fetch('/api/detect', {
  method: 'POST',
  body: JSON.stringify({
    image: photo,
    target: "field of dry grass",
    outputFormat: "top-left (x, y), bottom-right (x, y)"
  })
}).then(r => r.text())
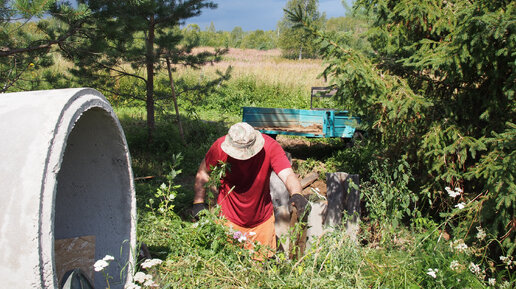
top-left (179, 48), bottom-right (329, 91)
top-left (51, 47), bottom-right (329, 93)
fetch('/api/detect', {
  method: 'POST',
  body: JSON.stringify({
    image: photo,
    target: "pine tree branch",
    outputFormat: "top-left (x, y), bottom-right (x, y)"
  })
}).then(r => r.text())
top-left (1, 66), bottom-right (28, 93)
top-left (0, 18), bottom-right (86, 57)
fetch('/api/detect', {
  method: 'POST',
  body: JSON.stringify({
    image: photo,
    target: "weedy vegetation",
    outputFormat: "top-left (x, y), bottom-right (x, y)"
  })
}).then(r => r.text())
top-left (3, 0), bottom-right (514, 287)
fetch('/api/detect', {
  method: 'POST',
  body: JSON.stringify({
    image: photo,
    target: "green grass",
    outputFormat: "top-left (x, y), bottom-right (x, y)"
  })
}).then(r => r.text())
top-left (134, 206), bottom-right (499, 288)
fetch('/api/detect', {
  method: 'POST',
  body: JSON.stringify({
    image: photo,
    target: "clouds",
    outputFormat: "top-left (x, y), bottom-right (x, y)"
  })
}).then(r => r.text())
top-left (185, 0), bottom-right (350, 31)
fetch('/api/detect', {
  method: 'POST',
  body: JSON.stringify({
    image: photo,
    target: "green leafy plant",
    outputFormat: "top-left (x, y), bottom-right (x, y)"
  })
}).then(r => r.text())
top-left (205, 160), bottom-right (231, 205)
top-left (361, 158), bottom-right (417, 229)
top-left (146, 154), bottom-right (183, 218)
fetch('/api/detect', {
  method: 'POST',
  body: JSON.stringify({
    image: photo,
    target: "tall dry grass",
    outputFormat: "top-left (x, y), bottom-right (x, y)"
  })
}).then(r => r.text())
top-left (49, 47), bottom-right (328, 92)
top-left (177, 48), bottom-right (329, 92)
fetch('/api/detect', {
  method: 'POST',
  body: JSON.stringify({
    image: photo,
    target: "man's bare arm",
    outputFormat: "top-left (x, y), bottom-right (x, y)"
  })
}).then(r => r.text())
top-left (193, 159), bottom-right (210, 204)
top-left (277, 167), bottom-right (303, 196)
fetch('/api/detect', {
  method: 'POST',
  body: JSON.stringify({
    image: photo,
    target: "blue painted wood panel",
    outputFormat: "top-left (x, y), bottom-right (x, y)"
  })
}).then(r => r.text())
top-left (242, 107), bottom-right (360, 138)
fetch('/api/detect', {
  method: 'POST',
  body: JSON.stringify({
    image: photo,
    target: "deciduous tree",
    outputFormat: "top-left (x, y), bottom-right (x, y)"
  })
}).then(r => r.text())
top-left (278, 0), bottom-right (325, 59)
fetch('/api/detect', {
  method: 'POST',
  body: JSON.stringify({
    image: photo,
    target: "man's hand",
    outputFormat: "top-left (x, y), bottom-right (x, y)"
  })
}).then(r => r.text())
top-left (192, 203), bottom-right (208, 219)
top-left (289, 193), bottom-right (308, 215)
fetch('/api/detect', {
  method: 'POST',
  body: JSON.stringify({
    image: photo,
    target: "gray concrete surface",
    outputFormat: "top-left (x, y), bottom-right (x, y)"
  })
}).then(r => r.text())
top-left (270, 171), bottom-right (291, 252)
top-left (306, 201), bottom-right (328, 250)
top-left (325, 172), bottom-right (360, 242)
top-left (0, 88), bottom-right (136, 289)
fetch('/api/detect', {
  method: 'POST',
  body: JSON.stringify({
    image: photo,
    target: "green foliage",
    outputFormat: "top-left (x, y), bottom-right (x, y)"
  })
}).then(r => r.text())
top-left (146, 154), bottom-right (183, 218)
top-left (229, 26), bottom-right (244, 47)
top-left (240, 30), bottom-right (278, 50)
top-left (279, 0), bottom-right (325, 59)
top-left (59, 0), bottom-right (226, 139)
top-left (325, 138), bottom-right (377, 179)
top-left (324, 13), bottom-right (372, 57)
top-left (0, 1), bottom-right (88, 92)
top-left (195, 74), bottom-right (307, 115)
top-left (466, 123), bottom-right (516, 248)
top-left (362, 158), bottom-right (417, 228)
top-left (138, 205), bottom-right (514, 288)
top-left (289, 0), bottom-right (515, 261)
top-left (204, 160), bottom-right (230, 204)
top-left (193, 23), bottom-right (280, 50)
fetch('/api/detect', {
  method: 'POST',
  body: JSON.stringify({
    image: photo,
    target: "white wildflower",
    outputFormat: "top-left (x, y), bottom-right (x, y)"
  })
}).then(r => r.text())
top-left (476, 226), bottom-right (486, 241)
top-left (248, 231), bottom-right (256, 236)
top-left (450, 260), bottom-right (460, 271)
top-left (451, 240), bottom-right (468, 252)
top-left (499, 255), bottom-right (514, 268)
top-left (426, 268), bottom-right (438, 278)
top-left (93, 259), bottom-right (110, 272)
top-left (469, 262), bottom-right (481, 275)
top-left (238, 234), bottom-right (247, 243)
top-left (455, 202), bottom-right (466, 210)
top-left (133, 272), bottom-right (152, 284)
top-left (500, 281), bottom-right (510, 288)
top-left (94, 254), bottom-right (115, 272)
top-left (143, 279), bottom-right (159, 287)
top-left (141, 258), bottom-right (163, 269)
top-left (191, 222), bottom-right (199, 228)
top-left (488, 278), bottom-right (496, 286)
top-left (125, 282), bottom-right (141, 289)
top-left (456, 243), bottom-right (468, 251)
top-left (455, 187), bottom-right (463, 193)
top-left (446, 187), bottom-right (461, 198)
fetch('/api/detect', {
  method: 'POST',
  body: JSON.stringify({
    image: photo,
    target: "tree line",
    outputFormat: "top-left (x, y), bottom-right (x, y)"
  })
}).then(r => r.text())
top-left (193, 0), bottom-right (369, 60)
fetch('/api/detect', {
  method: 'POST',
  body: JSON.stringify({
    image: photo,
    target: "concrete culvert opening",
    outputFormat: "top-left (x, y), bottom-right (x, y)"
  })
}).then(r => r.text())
top-left (0, 88), bottom-right (136, 289)
top-left (55, 107), bottom-right (133, 289)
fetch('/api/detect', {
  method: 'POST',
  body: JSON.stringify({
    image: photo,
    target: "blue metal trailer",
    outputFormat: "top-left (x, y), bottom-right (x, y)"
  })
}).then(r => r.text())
top-left (242, 106), bottom-right (360, 138)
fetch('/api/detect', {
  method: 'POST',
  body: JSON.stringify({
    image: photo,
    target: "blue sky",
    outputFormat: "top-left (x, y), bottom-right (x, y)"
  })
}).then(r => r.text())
top-left (184, 0), bottom-right (353, 31)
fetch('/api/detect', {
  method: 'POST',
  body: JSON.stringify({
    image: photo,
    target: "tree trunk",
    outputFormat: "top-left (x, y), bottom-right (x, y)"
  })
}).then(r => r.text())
top-left (166, 57), bottom-right (186, 145)
top-left (298, 46), bottom-right (303, 60)
top-left (145, 15), bottom-right (156, 142)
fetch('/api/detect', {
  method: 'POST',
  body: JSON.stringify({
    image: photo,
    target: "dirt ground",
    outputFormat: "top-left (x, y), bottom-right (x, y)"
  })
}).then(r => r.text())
top-left (256, 124), bottom-right (323, 134)
top-left (275, 135), bottom-right (332, 196)
top-left (275, 135), bottom-right (313, 147)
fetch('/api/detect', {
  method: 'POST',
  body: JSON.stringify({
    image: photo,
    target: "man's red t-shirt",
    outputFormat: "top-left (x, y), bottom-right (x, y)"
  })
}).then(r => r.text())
top-left (204, 134), bottom-right (291, 227)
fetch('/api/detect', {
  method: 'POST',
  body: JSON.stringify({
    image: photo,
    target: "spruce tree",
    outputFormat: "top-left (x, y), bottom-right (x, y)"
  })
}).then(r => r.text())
top-left (288, 0), bottom-right (515, 255)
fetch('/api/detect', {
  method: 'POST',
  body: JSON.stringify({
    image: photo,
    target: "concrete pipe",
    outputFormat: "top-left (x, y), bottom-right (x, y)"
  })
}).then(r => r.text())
top-left (0, 88), bottom-right (136, 289)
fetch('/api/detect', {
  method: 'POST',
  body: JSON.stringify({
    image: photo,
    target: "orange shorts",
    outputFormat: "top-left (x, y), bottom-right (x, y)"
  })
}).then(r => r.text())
top-left (224, 213), bottom-right (276, 260)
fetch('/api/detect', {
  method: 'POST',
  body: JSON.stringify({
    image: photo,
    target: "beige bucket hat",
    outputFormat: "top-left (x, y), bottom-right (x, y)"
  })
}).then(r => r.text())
top-left (221, 122), bottom-right (265, 160)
